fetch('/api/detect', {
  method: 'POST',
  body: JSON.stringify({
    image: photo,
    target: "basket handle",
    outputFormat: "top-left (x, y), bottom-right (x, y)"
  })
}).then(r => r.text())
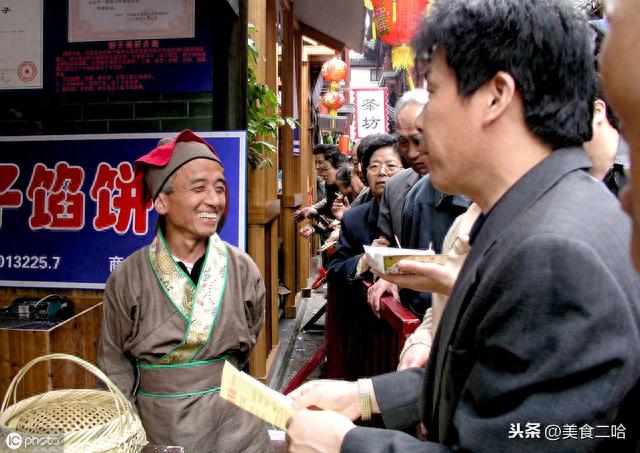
top-left (1, 353), bottom-right (132, 424)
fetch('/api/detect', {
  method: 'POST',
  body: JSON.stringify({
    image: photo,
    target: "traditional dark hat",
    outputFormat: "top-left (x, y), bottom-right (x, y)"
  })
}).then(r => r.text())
top-left (133, 129), bottom-right (228, 231)
top-left (135, 129), bottom-right (223, 201)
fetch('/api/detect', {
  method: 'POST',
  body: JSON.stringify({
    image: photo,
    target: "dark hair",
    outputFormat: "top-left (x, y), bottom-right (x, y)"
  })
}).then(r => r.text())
top-left (313, 143), bottom-right (339, 156)
top-left (336, 163), bottom-right (354, 188)
top-left (324, 148), bottom-right (348, 170)
top-left (359, 134), bottom-right (399, 171)
top-left (413, 0), bottom-right (596, 149)
top-left (594, 73), bottom-right (621, 131)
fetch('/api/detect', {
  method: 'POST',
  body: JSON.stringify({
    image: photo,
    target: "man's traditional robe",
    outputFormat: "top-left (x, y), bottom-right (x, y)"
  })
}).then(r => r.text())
top-left (98, 233), bottom-right (271, 452)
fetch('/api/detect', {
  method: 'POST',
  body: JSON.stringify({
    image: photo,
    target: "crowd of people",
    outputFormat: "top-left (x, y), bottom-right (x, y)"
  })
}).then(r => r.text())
top-left (286, 0), bottom-right (640, 452)
top-left (95, 0), bottom-right (640, 451)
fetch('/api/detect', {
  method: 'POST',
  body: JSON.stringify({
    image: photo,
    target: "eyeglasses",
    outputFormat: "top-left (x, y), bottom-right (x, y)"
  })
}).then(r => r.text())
top-left (397, 133), bottom-right (422, 149)
top-left (367, 162), bottom-right (402, 174)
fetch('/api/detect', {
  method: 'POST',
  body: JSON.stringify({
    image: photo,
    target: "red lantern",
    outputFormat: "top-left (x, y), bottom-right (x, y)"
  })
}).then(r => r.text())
top-left (338, 134), bottom-right (351, 154)
top-left (321, 91), bottom-right (346, 116)
top-left (321, 57), bottom-right (347, 82)
top-left (372, 0), bottom-right (428, 73)
top-left (321, 57), bottom-right (347, 91)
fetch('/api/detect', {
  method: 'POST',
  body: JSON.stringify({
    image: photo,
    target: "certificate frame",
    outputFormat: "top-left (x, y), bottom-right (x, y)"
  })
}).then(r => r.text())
top-left (68, 0), bottom-right (195, 43)
top-left (0, 0), bottom-right (43, 90)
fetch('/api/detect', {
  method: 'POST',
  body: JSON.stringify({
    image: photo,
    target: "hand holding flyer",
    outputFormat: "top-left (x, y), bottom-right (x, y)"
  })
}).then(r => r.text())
top-left (363, 245), bottom-right (446, 275)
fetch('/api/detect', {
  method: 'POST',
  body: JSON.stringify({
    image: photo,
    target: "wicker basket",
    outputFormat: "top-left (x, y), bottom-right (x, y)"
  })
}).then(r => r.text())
top-left (1, 353), bottom-right (147, 452)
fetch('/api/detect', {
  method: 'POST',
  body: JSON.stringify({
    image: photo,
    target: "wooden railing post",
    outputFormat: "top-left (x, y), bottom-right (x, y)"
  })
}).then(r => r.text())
top-left (247, 0), bottom-right (281, 380)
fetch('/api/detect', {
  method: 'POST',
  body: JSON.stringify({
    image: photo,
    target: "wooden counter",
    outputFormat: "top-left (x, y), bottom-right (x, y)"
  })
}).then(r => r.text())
top-left (0, 298), bottom-right (102, 401)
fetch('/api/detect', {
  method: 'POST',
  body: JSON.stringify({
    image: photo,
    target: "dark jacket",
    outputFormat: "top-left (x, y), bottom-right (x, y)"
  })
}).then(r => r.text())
top-left (377, 168), bottom-right (421, 243)
top-left (342, 148), bottom-right (640, 452)
top-left (328, 200), bottom-right (379, 284)
top-left (399, 176), bottom-right (470, 317)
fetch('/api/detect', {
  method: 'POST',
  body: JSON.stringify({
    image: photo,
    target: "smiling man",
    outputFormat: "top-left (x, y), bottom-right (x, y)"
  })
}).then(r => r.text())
top-left (98, 130), bottom-right (270, 452)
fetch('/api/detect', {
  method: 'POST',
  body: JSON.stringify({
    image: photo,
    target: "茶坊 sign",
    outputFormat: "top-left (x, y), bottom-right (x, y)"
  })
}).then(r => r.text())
top-left (353, 87), bottom-right (388, 139)
top-left (0, 131), bottom-right (246, 290)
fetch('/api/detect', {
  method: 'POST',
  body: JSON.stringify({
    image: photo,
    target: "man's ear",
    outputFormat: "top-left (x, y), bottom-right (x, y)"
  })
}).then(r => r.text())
top-left (154, 193), bottom-right (168, 215)
top-left (482, 71), bottom-right (516, 126)
top-left (593, 99), bottom-right (607, 125)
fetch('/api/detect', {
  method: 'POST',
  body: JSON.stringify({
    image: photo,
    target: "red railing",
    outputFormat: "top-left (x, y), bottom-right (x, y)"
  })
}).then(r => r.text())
top-left (325, 279), bottom-right (420, 381)
top-left (281, 278), bottom-right (420, 395)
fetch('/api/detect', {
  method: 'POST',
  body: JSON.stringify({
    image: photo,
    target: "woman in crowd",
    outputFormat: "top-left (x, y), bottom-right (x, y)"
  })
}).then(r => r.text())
top-left (328, 134), bottom-right (401, 282)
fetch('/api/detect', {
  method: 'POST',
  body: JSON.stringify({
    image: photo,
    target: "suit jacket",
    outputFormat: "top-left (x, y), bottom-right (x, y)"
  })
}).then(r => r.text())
top-left (378, 168), bottom-right (421, 243)
top-left (342, 148), bottom-right (640, 452)
top-left (401, 176), bottom-right (470, 250)
top-left (329, 200), bottom-right (379, 283)
top-left (399, 176), bottom-right (471, 317)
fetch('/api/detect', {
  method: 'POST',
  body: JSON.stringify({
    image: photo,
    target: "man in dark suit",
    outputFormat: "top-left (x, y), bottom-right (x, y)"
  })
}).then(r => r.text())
top-left (377, 89), bottom-right (429, 244)
top-left (286, 1), bottom-right (640, 452)
top-left (396, 176), bottom-right (470, 317)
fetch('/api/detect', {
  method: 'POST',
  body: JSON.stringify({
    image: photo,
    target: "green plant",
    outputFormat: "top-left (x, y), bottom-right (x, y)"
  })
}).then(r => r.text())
top-left (247, 24), bottom-right (298, 169)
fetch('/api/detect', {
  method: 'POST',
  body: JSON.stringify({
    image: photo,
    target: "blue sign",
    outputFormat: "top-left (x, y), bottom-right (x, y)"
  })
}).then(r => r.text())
top-left (0, 0), bottom-right (215, 94)
top-left (0, 131), bottom-right (246, 289)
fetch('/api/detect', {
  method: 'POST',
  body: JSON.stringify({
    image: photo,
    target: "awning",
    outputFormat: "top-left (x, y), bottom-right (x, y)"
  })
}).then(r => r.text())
top-left (293, 0), bottom-right (366, 52)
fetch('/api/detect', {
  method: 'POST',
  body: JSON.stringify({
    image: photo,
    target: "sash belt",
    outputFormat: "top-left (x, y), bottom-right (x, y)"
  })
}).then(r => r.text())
top-left (137, 357), bottom-right (237, 397)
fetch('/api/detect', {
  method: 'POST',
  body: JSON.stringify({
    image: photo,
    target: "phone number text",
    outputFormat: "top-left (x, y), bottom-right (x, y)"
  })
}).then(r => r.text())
top-left (0, 255), bottom-right (61, 270)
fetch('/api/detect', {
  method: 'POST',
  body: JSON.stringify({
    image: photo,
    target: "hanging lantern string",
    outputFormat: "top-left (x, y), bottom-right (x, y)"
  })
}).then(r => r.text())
top-left (372, 15), bottom-right (377, 41)
top-left (406, 70), bottom-right (415, 91)
top-left (391, 44), bottom-right (414, 70)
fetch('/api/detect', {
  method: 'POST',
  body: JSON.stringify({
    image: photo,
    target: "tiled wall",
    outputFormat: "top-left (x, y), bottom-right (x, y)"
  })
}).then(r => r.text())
top-left (0, 92), bottom-right (213, 136)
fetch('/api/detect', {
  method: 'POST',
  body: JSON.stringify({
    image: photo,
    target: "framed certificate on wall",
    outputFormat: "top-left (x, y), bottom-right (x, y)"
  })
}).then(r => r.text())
top-left (68, 0), bottom-right (195, 43)
top-left (0, 0), bottom-right (43, 90)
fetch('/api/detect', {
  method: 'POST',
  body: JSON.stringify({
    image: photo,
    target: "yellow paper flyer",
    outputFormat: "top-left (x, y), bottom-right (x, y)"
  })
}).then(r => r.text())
top-left (220, 361), bottom-right (293, 430)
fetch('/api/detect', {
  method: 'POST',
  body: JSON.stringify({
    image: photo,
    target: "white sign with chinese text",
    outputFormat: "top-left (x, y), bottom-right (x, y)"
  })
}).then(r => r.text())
top-left (0, 0), bottom-right (43, 90)
top-left (353, 87), bottom-right (388, 139)
top-left (68, 0), bottom-right (195, 43)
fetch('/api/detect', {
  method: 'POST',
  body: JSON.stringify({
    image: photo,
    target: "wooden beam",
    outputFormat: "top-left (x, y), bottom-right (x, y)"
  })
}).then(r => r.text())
top-left (248, 199), bottom-right (281, 225)
top-left (296, 60), bottom-right (312, 291)
top-left (300, 22), bottom-right (345, 52)
top-left (269, 224), bottom-right (279, 347)
top-left (282, 193), bottom-right (304, 208)
top-left (247, 0), bottom-right (280, 379)
top-left (280, 3), bottom-right (298, 317)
